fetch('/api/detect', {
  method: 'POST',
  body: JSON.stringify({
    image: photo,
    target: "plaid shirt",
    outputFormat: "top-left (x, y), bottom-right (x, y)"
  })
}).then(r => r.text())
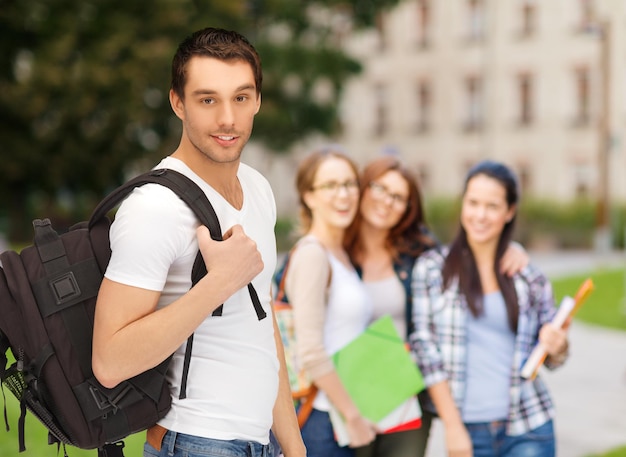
top-left (409, 247), bottom-right (566, 436)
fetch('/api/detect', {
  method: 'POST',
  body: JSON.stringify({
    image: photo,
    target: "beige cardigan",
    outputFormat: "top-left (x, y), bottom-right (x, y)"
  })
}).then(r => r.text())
top-left (284, 238), bottom-right (335, 381)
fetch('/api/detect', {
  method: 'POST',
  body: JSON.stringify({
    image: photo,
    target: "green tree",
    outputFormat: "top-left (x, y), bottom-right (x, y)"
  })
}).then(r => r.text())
top-left (0, 0), bottom-right (399, 242)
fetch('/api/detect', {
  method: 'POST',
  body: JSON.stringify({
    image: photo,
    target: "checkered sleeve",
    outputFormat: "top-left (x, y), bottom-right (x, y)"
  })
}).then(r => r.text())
top-left (410, 249), bottom-right (449, 387)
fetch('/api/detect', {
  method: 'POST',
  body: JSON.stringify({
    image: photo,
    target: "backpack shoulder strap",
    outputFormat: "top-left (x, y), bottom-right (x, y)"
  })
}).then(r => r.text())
top-left (88, 168), bottom-right (267, 400)
top-left (89, 168), bottom-right (265, 316)
top-left (89, 168), bottom-right (221, 239)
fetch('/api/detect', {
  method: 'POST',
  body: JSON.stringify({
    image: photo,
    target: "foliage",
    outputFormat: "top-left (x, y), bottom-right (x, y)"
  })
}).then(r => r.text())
top-left (275, 216), bottom-right (297, 252)
top-left (421, 197), bottom-right (461, 246)
top-left (516, 199), bottom-right (598, 249)
top-left (423, 198), bottom-right (626, 250)
top-left (275, 198), bottom-right (626, 253)
top-left (0, 0), bottom-right (400, 242)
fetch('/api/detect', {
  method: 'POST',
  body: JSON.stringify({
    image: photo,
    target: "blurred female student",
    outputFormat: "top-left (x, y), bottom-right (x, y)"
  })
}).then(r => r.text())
top-left (343, 156), bottom-right (437, 457)
top-left (410, 160), bottom-right (569, 457)
top-left (344, 156), bottom-right (529, 457)
top-left (284, 147), bottom-right (376, 456)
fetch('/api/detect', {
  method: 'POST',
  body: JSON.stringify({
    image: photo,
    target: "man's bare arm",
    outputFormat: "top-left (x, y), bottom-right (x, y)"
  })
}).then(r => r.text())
top-left (92, 224), bottom-right (263, 388)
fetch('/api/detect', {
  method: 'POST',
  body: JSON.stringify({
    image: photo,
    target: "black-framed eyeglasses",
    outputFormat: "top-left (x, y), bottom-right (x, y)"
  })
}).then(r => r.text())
top-left (368, 181), bottom-right (409, 209)
top-left (311, 180), bottom-right (359, 195)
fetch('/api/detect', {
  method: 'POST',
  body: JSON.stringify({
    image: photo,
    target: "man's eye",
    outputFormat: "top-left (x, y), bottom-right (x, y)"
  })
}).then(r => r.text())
top-left (202, 98), bottom-right (215, 104)
top-left (236, 95), bottom-right (248, 102)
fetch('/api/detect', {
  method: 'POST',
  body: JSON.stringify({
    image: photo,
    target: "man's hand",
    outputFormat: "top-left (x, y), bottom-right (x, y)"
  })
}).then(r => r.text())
top-left (197, 224), bottom-right (263, 293)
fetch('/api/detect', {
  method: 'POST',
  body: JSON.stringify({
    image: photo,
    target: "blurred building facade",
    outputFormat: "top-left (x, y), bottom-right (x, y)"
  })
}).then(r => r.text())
top-left (336, 0), bottom-right (626, 205)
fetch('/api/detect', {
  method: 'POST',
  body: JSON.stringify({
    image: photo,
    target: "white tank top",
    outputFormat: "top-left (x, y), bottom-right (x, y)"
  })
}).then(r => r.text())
top-left (365, 275), bottom-right (406, 338)
top-left (314, 253), bottom-right (373, 411)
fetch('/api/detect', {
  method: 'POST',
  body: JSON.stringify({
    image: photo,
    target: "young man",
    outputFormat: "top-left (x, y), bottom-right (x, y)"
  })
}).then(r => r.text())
top-left (92, 28), bottom-right (305, 457)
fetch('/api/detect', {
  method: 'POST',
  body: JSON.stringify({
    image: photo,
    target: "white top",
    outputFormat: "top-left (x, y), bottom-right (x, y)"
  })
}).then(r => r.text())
top-left (364, 275), bottom-right (406, 337)
top-left (313, 251), bottom-right (373, 411)
top-left (105, 157), bottom-right (278, 443)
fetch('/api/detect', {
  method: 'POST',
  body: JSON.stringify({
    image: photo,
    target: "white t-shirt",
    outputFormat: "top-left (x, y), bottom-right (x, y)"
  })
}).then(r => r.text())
top-left (105, 157), bottom-right (278, 443)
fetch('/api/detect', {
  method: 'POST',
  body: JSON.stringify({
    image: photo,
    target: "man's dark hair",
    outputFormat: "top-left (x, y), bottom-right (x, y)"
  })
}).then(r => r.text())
top-left (171, 27), bottom-right (262, 99)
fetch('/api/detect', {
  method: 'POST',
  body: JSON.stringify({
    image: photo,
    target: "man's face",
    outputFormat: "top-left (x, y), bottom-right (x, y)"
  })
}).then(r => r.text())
top-left (172, 56), bottom-right (261, 164)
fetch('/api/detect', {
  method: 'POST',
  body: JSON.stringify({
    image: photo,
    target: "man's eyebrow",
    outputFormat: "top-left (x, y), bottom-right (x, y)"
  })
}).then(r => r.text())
top-left (191, 84), bottom-right (256, 96)
top-left (236, 83), bottom-right (256, 92)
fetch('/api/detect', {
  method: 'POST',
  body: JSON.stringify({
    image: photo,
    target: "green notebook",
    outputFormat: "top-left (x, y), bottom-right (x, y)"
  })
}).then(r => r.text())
top-left (331, 315), bottom-right (425, 422)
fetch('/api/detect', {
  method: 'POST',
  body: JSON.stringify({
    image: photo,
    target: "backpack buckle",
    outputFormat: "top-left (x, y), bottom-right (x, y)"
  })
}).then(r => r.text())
top-left (89, 386), bottom-right (118, 414)
top-left (89, 383), bottom-right (134, 414)
top-left (49, 272), bottom-right (81, 305)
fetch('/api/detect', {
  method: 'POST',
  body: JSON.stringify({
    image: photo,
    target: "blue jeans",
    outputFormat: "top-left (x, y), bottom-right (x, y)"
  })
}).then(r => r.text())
top-left (143, 430), bottom-right (273, 457)
top-left (300, 409), bottom-right (354, 457)
top-left (466, 419), bottom-right (555, 457)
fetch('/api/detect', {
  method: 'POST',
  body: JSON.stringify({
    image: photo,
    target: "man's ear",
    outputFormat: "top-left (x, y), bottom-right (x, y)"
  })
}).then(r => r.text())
top-left (170, 89), bottom-right (185, 120)
top-left (254, 93), bottom-right (261, 115)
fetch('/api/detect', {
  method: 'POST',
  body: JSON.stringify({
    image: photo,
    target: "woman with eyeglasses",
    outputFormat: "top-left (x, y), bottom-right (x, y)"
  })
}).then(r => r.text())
top-left (284, 146), bottom-right (376, 456)
top-left (343, 156), bottom-right (529, 457)
top-left (410, 160), bottom-right (568, 457)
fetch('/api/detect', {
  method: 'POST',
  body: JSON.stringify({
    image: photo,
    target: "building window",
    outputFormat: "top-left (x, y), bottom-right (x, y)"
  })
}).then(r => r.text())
top-left (517, 73), bottom-right (533, 126)
top-left (416, 0), bottom-right (431, 48)
top-left (375, 12), bottom-right (387, 51)
top-left (520, 1), bottom-right (536, 37)
top-left (517, 163), bottom-right (531, 194)
top-left (464, 76), bottom-right (483, 131)
top-left (573, 67), bottom-right (590, 126)
top-left (374, 83), bottom-right (388, 137)
top-left (577, 0), bottom-right (596, 33)
top-left (466, 0), bottom-right (486, 42)
top-left (573, 161), bottom-right (592, 199)
top-left (576, 181), bottom-right (590, 199)
top-left (416, 80), bottom-right (431, 132)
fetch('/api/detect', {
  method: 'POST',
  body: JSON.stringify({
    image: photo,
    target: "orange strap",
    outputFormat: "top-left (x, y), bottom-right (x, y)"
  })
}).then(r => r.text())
top-left (296, 385), bottom-right (318, 428)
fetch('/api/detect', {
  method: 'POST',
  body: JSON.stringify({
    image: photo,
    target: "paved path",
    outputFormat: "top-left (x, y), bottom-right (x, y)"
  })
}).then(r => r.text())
top-left (425, 250), bottom-right (626, 457)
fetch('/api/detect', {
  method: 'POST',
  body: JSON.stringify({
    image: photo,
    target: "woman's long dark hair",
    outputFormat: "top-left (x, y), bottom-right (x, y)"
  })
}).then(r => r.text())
top-left (344, 156), bottom-right (436, 263)
top-left (442, 160), bottom-right (520, 332)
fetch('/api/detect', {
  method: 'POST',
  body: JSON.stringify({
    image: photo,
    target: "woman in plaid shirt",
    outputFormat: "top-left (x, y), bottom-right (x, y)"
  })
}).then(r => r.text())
top-left (410, 161), bottom-right (570, 457)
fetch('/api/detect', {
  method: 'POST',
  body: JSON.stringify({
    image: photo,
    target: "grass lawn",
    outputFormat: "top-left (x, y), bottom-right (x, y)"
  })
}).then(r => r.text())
top-left (0, 409), bottom-right (145, 456)
top-left (585, 446), bottom-right (626, 457)
top-left (551, 268), bottom-right (626, 331)
top-left (0, 268), bottom-right (624, 456)
top-left (544, 268), bottom-right (626, 457)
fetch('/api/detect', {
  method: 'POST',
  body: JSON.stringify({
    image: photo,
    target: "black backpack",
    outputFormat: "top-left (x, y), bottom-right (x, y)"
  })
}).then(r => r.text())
top-left (0, 168), bottom-right (266, 456)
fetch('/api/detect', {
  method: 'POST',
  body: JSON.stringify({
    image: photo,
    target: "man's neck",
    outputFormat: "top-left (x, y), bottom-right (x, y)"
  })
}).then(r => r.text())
top-left (170, 148), bottom-right (243, 209)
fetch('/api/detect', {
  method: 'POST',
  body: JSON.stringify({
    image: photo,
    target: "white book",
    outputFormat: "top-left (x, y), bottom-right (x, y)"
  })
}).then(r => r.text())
top-left (520, 296), bottom-right (575, 379)
top-left (329, 397), bottom-right (422, 447)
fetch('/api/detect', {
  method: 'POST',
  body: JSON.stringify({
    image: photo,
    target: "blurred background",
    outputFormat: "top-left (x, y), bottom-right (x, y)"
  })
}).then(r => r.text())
top-left (1, 2), bottom-right (626, 456)
top-left (1, 0), bottom-right (626, 253)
